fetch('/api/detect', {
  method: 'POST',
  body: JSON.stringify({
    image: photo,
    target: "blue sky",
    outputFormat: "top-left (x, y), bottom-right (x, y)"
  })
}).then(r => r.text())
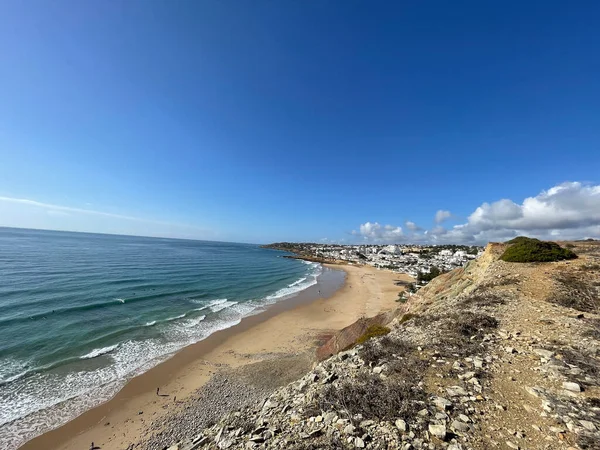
top-left (1, 1), bottom-right (599, 244)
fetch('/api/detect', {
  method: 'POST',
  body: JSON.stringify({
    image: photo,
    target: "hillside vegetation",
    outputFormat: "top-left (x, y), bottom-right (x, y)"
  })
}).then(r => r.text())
top-left (500, 236), bottom-right (578, 262)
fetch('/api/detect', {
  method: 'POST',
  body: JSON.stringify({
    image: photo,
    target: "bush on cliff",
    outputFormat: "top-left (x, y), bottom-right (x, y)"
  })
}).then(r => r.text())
top-left (501, 237), bottom-right (577, 263)
top-left (356, 324), bottom-right (391, 345)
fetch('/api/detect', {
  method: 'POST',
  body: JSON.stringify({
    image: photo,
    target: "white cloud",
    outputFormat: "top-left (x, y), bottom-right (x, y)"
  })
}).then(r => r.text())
top-left (435, 210), bottom-right (452, 223)
top-left (353, 182), bottom-right (600, 244)
top-left (352, 221), bottom-right (403, 243)
top-left (0, 196), bottom-right (213, 240)
top-left (405, 221), bottom-right (421, 231)
top-left (0, 196), bottom-right (150, 222)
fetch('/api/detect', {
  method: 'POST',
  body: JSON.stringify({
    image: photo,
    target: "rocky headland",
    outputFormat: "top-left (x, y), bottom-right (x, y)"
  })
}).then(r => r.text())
top-left (161, 239), bottom-right (600, 450)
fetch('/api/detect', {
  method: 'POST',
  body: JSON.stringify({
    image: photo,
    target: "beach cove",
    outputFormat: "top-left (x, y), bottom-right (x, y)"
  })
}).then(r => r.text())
top-left (20, 263), bottom-right (412, 450)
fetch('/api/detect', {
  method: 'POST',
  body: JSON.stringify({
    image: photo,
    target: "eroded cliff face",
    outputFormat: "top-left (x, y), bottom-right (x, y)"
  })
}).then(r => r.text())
top-left (156, 241), bottom-right (600, 450)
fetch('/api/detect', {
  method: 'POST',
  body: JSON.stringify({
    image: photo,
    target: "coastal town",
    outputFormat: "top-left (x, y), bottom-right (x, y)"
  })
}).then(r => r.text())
top-left (264, 242), bottom-right (483, 279)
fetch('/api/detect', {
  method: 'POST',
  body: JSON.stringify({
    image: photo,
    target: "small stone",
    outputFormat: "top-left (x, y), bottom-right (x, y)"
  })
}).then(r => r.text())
top-left (428, 424), bottom-right (447, 440)
top-left (324, 412), bottom-right (336, 424)
top-left (579, 420), bottom-right (597, 431)
top-left (343, 424), bottom-right (356, 435)
top-left (533, 349), bottom-right (554, 359)
top-left (433, 396), bottom-right (453, 411)
top-left (451, 420), bottom-right (470, 433)
top-left (562, 382), bottom-right (581, 392)
top-left (525, 386), bottom-right (544, 398)
top-left (373, 366), bottom-right (383, 374)
top-left (506, 441), bottom-right (519, 449)
top-left (395, 419), bottom-right (407, 432)
top-left (355, 437), bottom-right (365, 448)
top-left (505, 347), bottom-right (517, 354)
top-left (418, 408), bottom-right (429, 416)
top-left (458, 414), bottom-right (470, 423)
top-left (446, 386), bottom-right (468, 397)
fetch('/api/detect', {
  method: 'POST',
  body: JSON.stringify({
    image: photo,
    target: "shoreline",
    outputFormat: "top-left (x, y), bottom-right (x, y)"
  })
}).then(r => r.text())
top-left (20, 263), bottom-right (412, 450)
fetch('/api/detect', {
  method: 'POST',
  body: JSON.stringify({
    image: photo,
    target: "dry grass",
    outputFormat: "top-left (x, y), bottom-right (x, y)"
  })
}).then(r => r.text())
top-left (582, 318), bottom-right (600, 339)
top-left (460, 290), bottom-right (506, 307)
top-left (412, 311), bottom-right (498, 356)
top-left (547, 274), bottom-right (599, 313)
top-left (479, 276), bottom-right (521, 289)
top-left (287, 437), bottom-right (345, 449)
top-left (359, 335), bottom-right (413, 365)
top-left (559, 347), bottom-right (600, 386)
top-left (578, 434), bottom-right (600, 450)
top-left (317, 370), bottom-right (426, 423)
top-left (450, 311), bottom-right (499, 337)
top-left (316, 333), bottom-right (428, 423)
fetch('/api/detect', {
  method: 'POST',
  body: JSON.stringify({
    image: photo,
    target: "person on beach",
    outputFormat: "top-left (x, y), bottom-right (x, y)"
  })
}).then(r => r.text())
top-left (156, 387), bottom-right (160, 396)
top-left (90, 442), bottom-right (94, 450)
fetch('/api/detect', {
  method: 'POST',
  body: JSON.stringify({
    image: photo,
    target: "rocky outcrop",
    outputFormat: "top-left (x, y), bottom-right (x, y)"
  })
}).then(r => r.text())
top-left (316, 309), bottom-right (400, 361)
top-left (156, 240), bottom-right (600, 450)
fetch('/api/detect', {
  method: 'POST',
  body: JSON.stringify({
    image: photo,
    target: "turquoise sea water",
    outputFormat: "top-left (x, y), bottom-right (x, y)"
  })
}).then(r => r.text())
top-left (0, 228), bottom-right (326, 448)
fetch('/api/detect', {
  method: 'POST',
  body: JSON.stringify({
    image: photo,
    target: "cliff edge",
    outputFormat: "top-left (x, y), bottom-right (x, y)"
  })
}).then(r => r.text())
top-left (168, 240), bottom-right (600, 450)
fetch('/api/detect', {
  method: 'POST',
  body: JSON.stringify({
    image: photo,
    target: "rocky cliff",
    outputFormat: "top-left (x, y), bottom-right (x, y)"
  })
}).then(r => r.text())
top-left (166, 240), bottom-right (600, 450)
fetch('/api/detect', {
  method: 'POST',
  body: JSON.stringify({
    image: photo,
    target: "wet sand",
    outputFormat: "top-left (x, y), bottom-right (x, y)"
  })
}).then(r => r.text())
top-left (20, 263), bottom-right (412, 450)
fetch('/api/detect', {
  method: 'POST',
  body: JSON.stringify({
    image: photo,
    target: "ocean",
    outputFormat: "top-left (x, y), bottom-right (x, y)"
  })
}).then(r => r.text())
top-left (0, 228), bottom-right (333, 449)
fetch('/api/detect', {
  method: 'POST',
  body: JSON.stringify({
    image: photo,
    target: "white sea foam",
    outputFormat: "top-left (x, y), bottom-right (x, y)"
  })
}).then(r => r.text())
top-left (190, 298), bottom-right (228, 308)
top-left (180, 314), bottom-right (207, 328)
top-left (115, 298), bottom-right (125, 303)
top-left (264, 264), bottom-right (322, 303)
top-left (288, 277), bottom-right (307, 287)
top-left (0, 358), bottom-right (31, 385)
top-left (0, 265), bottom-right (327, 450)
top-left (209, 300), bottom-right (238, 313)
top-left (144, 321), bottom-right (157, 327)
top-left (166, 313), bottom-right (186, 321)
top-left (79, 344), bottom-right (119, 360)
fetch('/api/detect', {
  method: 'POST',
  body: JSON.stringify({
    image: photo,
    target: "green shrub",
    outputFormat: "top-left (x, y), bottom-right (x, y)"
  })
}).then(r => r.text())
top-left (506, 236), bottom-right (536, 245)
top-left (500, 237), bottom-right (577, 263)
top-left (356, 324), bottom-right (391, 345)
top-left (417, 266), bottom-right (443, 283)
top-left (398, 313), bottom-right (417, 325)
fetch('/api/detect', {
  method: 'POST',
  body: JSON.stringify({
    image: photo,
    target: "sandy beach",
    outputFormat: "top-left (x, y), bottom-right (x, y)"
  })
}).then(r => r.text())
top-left (20, 263), bottom-right (412, 450)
